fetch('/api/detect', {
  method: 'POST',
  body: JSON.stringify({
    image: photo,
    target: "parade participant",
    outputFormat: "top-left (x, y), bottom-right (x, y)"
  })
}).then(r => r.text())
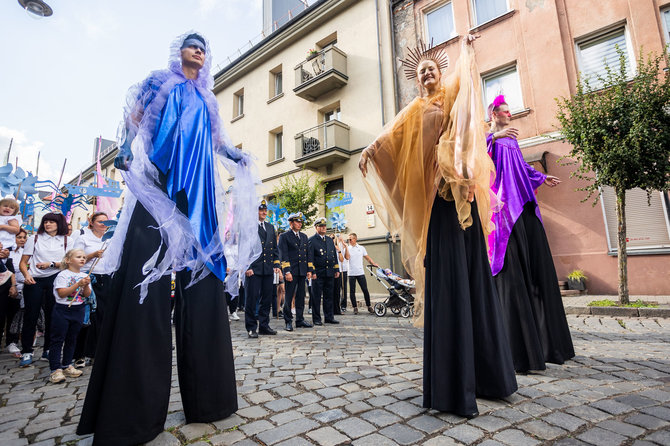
top-left (244, 200), bottom-right (280, 338)
top-left (19, 213), bottom-right (69, 367)
top-left (359, 37), bottom-right (517, 418)
top-left (308, 218), bottom-right (340, 325)
top-left (346, 233), bottom-right (378, 314)
top-left (72, 212), bottom-right (111, 367)
top-left (278, 212), bottom-right (313, 331)
top-left (335, 234), bottom-right (349, 313)
top-left (47, 249), bottom-right (90, 384)
top-left (6, 229), bottom-right (27, 357)
top-left (77, 32), bottom-right (260, 445)
top-left (487, 95), bottom-right (574, 372)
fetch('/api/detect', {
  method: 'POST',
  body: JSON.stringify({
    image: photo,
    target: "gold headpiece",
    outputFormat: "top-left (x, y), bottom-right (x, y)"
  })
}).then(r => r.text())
top-left (402, 40), bottom-right (449, 80)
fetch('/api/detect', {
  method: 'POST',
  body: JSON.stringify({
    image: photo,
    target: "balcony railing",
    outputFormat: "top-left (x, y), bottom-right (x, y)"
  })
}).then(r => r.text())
top-left (294, 120), bottom-right (350, 168)
top-left (293, 46), bottom-right (348, 101)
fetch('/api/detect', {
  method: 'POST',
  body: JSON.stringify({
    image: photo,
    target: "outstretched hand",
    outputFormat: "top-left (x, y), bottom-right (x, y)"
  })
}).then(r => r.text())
top-left (494, 127), bottom-right (519, 140)
top-left (359, 151), bottom-right (369, 177)
top-left (114, 149), bottom-right (133, 171)
top-left (544, 175), bottom-right (561, 187)
top-left (463, 34), bottom-right (480, 46)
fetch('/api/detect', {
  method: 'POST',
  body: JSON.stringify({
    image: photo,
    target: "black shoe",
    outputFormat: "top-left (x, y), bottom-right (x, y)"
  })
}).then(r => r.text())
top-left (278, 310), bottom-right (283, 318)
top-left (325, 319), bottom-right (340, 324)
top-left (259, 327), bottom-right (277, 335)
top-left (463, 411), bottom-right (479, 419)
top-left (341, 307), bottom-right (347, 312)
top-left (248, 330), bottom-right (258, 339)
top-left (313, 321), bottom-right (323, 326)
top-left (296, 321), bottom-right (313, 328)
top-left (285, 322), bottom-right (294, 332)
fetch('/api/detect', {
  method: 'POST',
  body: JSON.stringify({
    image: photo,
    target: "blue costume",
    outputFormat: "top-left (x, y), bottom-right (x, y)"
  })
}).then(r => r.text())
top-left (78, 32), bottom-right (259, 446)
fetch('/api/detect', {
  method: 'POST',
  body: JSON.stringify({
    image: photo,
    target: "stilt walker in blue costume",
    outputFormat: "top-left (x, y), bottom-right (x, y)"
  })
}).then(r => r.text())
top-left (77, 32), bottom-right (261, 446)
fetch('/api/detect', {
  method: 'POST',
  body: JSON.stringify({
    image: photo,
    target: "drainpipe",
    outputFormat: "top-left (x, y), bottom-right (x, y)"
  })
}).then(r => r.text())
top-left (374, 0), bottom-right (386, 126)
top-left (388, 0), bottom-right (400, 113)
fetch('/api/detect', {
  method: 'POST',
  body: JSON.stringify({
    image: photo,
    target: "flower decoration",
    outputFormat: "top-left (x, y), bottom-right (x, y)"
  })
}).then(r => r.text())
top-left (328, 212), bottom-right (347, 231)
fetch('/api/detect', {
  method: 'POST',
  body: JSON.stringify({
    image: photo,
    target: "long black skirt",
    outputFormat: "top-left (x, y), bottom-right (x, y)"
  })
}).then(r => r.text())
top-left (77, 202), bottom-right (237, 446)
top-left (423, 196), bottom-right (517, 417)
top-left (494, 202), bottom-right (575, 372)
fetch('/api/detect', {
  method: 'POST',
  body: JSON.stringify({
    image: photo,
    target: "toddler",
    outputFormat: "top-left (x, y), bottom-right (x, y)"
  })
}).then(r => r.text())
top-left (49, 249), bottom-right (91, 383)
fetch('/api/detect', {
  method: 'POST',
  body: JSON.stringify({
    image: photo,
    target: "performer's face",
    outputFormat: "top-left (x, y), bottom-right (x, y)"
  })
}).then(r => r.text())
top-left (492, 104), bottom-right (512, 127)
top-left (258, 209), bottom-right (268, 221)
top-left (417, 60), bottom-right (441, 92)
top-left (91, 215), bottom-right (109, 233)
top-left (15, 232), bottom-right (27, 248)
top-left (181, 45), bottom-right (205, 70)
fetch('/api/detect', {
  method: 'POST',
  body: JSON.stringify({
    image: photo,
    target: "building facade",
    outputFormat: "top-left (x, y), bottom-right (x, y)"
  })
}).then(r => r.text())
top-left (392, 0), bottom-right (670, 294)
top-left (214, 0), bottom-right (400, 293)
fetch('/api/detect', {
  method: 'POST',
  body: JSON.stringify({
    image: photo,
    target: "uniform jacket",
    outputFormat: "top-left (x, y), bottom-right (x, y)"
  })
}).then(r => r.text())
top-left (308, 234), bottom-right (340, 278)
top-left (278, 230), bottom-right (313, 276)
top-left (249, 221), bottom-right (280, 275)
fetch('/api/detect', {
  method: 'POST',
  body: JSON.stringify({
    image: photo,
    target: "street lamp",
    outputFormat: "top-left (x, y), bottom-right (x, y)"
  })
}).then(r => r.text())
top-left (17, 0), bottom-right (53, 18)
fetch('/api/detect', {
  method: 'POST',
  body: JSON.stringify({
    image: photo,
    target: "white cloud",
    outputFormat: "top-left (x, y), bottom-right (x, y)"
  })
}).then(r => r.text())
top-left (196, 0), bottom-right (261, 18)
top-left (0, 127), bottom-right (76, 186)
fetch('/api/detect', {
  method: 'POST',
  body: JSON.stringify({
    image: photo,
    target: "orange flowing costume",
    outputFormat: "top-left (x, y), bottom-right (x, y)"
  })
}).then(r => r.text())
top-left (362, 44), bottom-right (496, 325)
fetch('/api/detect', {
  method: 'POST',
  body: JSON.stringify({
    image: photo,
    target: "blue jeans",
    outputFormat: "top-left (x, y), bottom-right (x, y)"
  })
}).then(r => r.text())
top-left (49, 303), bottom-right (85, 371)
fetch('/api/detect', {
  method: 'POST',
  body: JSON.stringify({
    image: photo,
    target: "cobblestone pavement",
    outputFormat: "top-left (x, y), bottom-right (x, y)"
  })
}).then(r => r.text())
top-left (1, 313), bottom-right (670, 445)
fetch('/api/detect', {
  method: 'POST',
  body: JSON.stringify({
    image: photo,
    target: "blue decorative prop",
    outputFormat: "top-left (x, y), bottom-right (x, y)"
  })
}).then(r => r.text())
top-left (328, 212), bottom-right (347, 231)
top-left (64, 177), bottom-right (123, 197)
top-left (326, 191), bottom-right (353, 208)
top-left (20, 196), bottom-right (35, 218)
top-left (266, 200), bottom-right (289, 231)
top-left (51, 193), bottom-right (89, 216)
top-left (101, 220), bottom-right (118, 242)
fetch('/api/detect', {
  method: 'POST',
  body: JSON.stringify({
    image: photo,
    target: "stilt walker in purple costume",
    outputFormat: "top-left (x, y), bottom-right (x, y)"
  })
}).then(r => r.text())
top-left (487, 95), bottom-right (574, 373)
top-left (77, 32), bottom-right (260, 445)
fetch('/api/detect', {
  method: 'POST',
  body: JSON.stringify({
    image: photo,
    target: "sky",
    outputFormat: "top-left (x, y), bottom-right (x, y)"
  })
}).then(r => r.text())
top-left (0, 0), bottom-right (263, 184)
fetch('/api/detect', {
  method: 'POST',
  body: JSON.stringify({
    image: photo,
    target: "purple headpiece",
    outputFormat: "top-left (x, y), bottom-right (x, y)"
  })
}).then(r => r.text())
top-left (488, 95), bottom-right (507, 119)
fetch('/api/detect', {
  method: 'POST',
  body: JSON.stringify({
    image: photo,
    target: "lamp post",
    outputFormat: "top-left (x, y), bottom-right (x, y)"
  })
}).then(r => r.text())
top-left (17, 0), bottom-right (53, 18)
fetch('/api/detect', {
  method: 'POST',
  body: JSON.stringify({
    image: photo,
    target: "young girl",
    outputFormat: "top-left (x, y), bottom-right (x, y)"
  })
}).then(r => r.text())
top-left (48, 249), bottom-right (91, 384)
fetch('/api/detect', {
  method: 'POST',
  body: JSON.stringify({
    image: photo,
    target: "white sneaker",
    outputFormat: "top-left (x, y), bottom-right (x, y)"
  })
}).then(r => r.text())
top-left (229, 311), bottom-right (240, 321)
top-left (7, 343), bottom-right (20, 356)
top-left (291, 308), bottom-right (296, 315)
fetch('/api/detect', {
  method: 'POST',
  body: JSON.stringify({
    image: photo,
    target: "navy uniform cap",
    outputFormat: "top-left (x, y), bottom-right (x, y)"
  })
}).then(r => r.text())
top-left (314, 217), bottom-right (327, 227)
top-left (259, 199), bottom-right (267, 210)
top-left (288, 212), bottom-right (304, 222)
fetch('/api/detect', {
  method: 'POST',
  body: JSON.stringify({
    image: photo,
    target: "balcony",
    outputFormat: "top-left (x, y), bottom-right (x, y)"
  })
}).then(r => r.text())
top-left (293, 46), bottom-right (348, 101)
top-left (294, 120), bottom-right (350, 169)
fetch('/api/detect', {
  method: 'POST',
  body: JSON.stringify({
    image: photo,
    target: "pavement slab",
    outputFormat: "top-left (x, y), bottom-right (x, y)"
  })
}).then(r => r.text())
top-left (1, 314), bottom-right (670, 445)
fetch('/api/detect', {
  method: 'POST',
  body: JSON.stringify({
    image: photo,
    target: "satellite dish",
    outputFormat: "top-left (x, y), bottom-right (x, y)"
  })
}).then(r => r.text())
top-left (18, 0), bottom-right (53, 18)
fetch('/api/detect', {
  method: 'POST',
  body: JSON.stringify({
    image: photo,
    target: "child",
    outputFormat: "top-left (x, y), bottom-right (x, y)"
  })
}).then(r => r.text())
top-left (48, 249), bottom-right (91, 384)
top-left (0, 198), bottom-right (21, 256)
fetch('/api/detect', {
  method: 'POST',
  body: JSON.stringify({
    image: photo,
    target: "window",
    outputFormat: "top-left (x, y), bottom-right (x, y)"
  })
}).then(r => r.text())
top-left (270, 65), bottom-right (283, 99)
top-left (482, 65), bottom-right (524, 113)
top-left (662, 8), bottom-right (670, 44)
top-left (324, 107), bottom-right (341, 122)
top-left (325, 178), bottom-right (345, 231)
top-left (233, 88), bottom-right (244, 118)
top-left (269, 127), bottom-right (283, 162)
top-left (473, 0), bottom-right (508, 26)
top-left (274, 132), bottom-right (283, 160)
top-left (576, 27), bottom-right (634, 89)
top-left (600, 187), bottom-right (670, 254)
top-left (425, 2), bottom-right (455, 44)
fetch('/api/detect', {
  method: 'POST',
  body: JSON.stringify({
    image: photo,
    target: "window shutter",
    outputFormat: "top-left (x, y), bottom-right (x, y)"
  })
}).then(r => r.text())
top-left (578, 29), bottom-right (632, 88)
top-left (601, 187), bottom-right (670, 252)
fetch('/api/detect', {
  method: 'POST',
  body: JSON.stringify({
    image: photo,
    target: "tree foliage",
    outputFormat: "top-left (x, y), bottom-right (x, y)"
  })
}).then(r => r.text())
top-left (555, 46), bottom-right (670, 304)
top-left (556, 46), bottom-right (670, 199)
top-left (272, 169), bottom-right (324, 227)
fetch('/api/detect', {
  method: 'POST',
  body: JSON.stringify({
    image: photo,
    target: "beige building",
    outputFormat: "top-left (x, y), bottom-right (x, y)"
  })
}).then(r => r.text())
top-left (66, 139), bottom-right (124, 231)
top-left (214, 0), bottom-right (402, 291)
top-left (391, 0), bottom-right (670, 294)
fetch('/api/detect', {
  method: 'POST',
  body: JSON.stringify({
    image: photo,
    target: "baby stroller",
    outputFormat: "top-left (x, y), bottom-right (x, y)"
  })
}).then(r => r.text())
top-left (365, 265), bottom-right (415, 318)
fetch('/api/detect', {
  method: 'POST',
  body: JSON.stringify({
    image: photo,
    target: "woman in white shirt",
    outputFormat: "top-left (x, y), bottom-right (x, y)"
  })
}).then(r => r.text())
top-left (72, 212), bottom-right (110, 367)
top-left (19, 213), bottom-right (70, 367)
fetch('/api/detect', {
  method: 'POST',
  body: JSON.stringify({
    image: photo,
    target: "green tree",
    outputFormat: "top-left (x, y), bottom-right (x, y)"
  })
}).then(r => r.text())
top-left (272, 169), bottom-right (324, 227)
top-left (555, 47), bottom-right (670, 304)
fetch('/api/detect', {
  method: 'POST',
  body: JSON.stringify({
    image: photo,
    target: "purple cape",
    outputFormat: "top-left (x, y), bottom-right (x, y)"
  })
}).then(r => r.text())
top-left (487, 133), bottom-right (546, 276)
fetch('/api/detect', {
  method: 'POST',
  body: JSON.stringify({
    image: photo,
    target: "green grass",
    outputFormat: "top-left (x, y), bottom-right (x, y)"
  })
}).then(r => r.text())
top-left (587, 299), bottom-right (658, 308)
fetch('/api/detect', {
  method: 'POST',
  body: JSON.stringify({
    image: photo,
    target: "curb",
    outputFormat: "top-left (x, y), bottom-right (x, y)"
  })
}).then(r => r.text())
top-left (565, 306), bottom-right (670, 318)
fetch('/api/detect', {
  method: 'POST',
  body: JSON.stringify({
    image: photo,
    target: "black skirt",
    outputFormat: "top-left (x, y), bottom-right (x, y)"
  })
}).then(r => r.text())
top-left (423, 195), bottom-right (518, 417)
top-left (77, 202), bottom-right (237, 446)
top-left (494, 202), bottom-right (575, 372)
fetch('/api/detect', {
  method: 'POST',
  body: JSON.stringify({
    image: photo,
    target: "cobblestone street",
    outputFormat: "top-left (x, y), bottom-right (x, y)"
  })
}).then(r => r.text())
top-left (1, 312), bottom-right (670, 446)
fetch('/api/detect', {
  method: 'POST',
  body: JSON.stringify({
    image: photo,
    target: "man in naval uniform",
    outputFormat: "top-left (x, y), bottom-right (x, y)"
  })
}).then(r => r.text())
top-left (308, 218), bottom-right (341, 325)
top-left (244, 200), bottom-right (280, 338)
top-left (278, 212), bottom-right (313, 331)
